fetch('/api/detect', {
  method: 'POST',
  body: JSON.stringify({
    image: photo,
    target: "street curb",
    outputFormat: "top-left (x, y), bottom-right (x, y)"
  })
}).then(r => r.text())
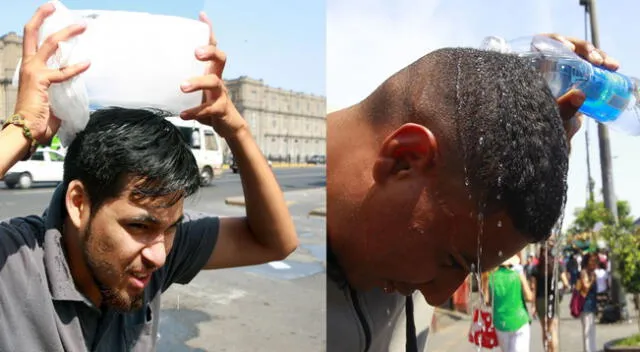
top-left (222, 164), bottom-right (324, 170)
top-left (224, 197), bottom-right (295, 207)
top-left (225, 197), bottom-right (246, 207)
top-left (308, 207), bottom-right (326, 217)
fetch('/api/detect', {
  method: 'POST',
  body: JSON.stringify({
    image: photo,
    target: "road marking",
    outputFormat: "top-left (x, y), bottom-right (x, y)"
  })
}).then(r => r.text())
top-left (268, 261), bottom-right (291, 270)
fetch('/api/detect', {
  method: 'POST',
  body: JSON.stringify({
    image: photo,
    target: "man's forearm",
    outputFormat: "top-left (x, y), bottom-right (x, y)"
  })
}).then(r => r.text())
top-left (225, 115), bottom-right (298, 256)
top-left (0, 124), bottom-right (32, 177)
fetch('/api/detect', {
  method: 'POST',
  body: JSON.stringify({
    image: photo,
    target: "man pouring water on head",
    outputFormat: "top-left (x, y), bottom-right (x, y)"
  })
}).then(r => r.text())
top-left (0, 3), bottom-right (298, 351)
top-left (326, 34), bottom-right (621, 351)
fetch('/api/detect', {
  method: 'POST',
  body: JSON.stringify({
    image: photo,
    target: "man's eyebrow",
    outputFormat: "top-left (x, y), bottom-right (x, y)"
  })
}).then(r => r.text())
top-left (129, 214), bottom-right (160, 224)
top-left (128, 214), bottom-right (184, 227)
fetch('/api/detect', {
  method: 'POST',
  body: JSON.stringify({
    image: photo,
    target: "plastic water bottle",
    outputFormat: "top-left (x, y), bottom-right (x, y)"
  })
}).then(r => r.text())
top-left (481, 35), bottom-right (640, 136)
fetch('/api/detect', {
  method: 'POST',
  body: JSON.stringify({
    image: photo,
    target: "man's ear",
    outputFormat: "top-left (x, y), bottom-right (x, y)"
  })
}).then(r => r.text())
top-left (65, 180), bottom-right (91, 230)
top-left (372, 123), bottom-right (438, 184)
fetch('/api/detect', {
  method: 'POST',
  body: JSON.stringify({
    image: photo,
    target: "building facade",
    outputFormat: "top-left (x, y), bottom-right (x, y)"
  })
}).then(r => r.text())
top-left (0, 32), bottom-right (22, 124)
top-left (226, 76), bottom-right (326, 163)
top-left (0, 33), bottom-right (326, 162)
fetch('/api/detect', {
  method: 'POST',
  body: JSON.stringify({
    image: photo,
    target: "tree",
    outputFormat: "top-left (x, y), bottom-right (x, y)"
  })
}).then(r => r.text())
top-left (601, 225), bottom-right (640, 332)
top-left (567, 198), bottom-right (636, 324)
top-left (567, 199), bottom-right (635, 236)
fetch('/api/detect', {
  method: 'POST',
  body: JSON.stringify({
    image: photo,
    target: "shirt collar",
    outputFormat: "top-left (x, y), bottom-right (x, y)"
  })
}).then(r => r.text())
top-left (42, 184), bottom-right (94, 306)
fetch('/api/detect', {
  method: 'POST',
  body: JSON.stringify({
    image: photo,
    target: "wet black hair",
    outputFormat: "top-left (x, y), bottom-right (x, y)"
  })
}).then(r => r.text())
top-left (63, 107), bottom-right (201, 212)
top-left (365, 48), bottom-right (569, 242)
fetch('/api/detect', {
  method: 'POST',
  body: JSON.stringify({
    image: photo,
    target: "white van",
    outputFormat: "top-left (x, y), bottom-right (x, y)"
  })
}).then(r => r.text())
top-left (166, 117), bottom-right (224, 186)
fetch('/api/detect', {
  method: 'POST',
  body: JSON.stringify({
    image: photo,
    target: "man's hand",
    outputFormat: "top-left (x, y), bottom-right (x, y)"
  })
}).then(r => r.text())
top-left (15, 3), bottom-right (90, 144)
top-left (541, 33), bottom-right (620, 142)
top-left (180, 13), bottom-right (298, 270)
top-left (179, 12), bottom-right (247, 141)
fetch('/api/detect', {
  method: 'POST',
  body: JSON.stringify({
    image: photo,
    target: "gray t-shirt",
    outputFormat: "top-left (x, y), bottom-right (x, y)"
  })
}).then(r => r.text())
top-left (326, 246), bottom-right (434, 352)
top-left (0, 185), bottom-right (219, 351)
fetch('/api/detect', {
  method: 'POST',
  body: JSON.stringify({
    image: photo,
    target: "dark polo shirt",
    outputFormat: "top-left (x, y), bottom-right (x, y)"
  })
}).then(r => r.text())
top-left (0, 185), bottom-right (219, 351)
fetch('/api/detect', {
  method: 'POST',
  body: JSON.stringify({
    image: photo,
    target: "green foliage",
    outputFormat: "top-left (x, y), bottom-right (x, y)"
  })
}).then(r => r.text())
top-left (613, 333), bottom-right (640, 346)
top-left (568, 199), bottom-right (639, 295)
top-left (601, 225), bottom-right (640, 294)
top-left (567, 199), bottom-right (635, 235)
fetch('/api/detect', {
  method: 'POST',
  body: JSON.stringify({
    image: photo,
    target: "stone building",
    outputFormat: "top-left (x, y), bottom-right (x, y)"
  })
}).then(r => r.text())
top-left (226, 76), bottom-right (326, 163)
top-left (0, 32), bottom-right (22, 123)
top-left (0, 33), bottom-right (327, 163)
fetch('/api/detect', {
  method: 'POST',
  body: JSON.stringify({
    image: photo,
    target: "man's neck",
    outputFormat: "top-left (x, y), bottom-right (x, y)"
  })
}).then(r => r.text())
top-left (327, 106), bottom-right (381, 290)
top-left (62, 217), bottom-right (103, 307)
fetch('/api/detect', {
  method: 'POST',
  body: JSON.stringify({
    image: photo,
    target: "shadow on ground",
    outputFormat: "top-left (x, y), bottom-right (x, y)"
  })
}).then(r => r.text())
top-left (158, 308), bottom-right (211, 352)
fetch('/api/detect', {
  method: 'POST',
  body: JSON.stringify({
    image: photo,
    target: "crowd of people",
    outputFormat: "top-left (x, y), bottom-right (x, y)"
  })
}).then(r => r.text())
top-left (482, 245), bottom-right (612, 352)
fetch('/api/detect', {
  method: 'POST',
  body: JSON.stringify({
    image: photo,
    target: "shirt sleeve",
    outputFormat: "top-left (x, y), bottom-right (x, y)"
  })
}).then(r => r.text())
top-left (161, 211), bottom-right (219, 291)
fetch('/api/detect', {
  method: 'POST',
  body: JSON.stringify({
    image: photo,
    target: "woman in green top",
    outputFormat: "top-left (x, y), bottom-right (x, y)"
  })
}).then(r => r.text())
top-left (488, 255), bottom-right (535, 352)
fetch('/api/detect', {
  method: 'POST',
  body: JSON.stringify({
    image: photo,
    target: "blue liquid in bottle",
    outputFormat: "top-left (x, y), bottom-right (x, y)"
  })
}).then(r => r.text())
top-left (577, 66), bottom-right (634, 123)
top-left (542, 57), bottom-right (638, 125)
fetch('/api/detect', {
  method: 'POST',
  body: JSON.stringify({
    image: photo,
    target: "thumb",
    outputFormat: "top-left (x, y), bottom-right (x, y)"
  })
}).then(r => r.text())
top-left (557, 89), bottom-right (586, 120)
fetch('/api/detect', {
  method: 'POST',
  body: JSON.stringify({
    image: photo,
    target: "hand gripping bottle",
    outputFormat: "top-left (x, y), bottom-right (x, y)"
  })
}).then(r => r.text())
top-left (481, 35), bottom-right (640, 136)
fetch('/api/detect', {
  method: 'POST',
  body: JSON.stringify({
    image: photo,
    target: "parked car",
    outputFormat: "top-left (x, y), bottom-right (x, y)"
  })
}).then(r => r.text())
top-left (307, 155), bottom-right (326, 164)
top-left (3, 148), bottom-right (66, 189)
top-left (166, 117), bottom-right (224, 186)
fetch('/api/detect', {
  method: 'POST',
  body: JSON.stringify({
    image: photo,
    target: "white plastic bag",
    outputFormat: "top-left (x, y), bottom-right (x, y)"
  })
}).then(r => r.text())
top-left (13, 0), bottom-right (209, 146)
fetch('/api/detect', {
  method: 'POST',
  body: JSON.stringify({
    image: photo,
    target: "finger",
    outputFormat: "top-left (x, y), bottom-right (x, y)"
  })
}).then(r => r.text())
top-left (180, 99), bottom-right (226, 120)
top-left (180, 74), bottom-right (223, 93)
top-left (595, 48), bottom-right (620, 71)
top-left (198, 11), bottom-right (217, 46)
top-left (540, 33), bottom-right (576, 52)
top-left (195, 45), bottom-right (227, 77)
top-left (48, 61), bottom-right (91, 83)
top-left (36, 23), bottom-right (87, 62)
top-left (23, 3), bottom-right (56, 58)
top-left (557, 89), bottom-right (586, 120)
top-left (564, 36), bottom-right (605, 66)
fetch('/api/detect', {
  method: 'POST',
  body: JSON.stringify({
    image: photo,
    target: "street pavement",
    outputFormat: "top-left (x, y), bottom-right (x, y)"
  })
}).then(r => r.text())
top-left (0, 167), bottom-right (327, 352)
top-left (428, 292), bottom-right (639, 352)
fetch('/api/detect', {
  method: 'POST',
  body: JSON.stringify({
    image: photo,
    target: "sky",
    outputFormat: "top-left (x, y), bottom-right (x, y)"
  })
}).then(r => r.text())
top-left (328, 0), bottom-right (640, 231)
top-left (0, 0), bottom-right (325, 96)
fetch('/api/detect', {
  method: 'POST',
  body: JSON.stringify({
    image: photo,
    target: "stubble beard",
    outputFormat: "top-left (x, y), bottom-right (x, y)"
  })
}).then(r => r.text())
top-left (83, 220), bottom-right (145, 312)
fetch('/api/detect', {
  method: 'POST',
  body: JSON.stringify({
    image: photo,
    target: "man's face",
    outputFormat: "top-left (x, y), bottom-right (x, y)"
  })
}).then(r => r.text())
top-left (82, 190), bottom-right (184, 312)
top-left (358, 177), bottom-right (530, 305)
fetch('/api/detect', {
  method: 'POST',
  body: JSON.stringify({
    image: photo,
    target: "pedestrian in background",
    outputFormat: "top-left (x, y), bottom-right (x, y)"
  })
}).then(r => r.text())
top-left (487, 255), bottom-right (534, 352)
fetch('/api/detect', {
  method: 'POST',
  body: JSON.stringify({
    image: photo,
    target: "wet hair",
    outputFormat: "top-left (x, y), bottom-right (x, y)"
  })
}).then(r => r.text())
top-left (364, 48), bottom-right (569, 242)
top-left (63, 107), bottom-right (201, 212)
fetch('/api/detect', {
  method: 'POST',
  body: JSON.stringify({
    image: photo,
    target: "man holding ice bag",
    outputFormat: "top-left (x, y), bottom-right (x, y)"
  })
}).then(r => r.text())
top-left (0, 3), bottom-right (298, 351)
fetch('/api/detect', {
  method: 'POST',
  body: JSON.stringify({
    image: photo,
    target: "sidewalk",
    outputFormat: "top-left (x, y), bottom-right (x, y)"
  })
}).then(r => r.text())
top-left (428, 293), bottom-right (639, 352)
top-left (225, 187), bottom-right (326, 217)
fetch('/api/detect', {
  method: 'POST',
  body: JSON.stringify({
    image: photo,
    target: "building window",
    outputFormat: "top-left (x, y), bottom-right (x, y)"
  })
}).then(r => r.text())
top-left (204, 130), bottom-right (218, 151)
top-left (272, 119), bottom-right (277, 128)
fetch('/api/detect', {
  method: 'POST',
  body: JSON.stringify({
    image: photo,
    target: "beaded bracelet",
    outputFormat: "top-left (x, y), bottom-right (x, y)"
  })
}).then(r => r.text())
top-left (2, 114), bottom-right (39, 161)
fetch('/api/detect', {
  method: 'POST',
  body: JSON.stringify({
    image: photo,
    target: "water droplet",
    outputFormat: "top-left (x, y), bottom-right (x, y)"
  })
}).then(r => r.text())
top-left (477, 213), bottom-right (484, 221)
top-left (497, 220), bottom-right (502, 228)
top-left (464, 179), bottom-right (470, 187)
top-left (479, 136), bottom-right (484, 146)
top-left (469, 212), bottom-right (474, 218)
top-left (496, 194), bottom-right (502, 200)
top-left (498, 250), bottom-right (503, 257)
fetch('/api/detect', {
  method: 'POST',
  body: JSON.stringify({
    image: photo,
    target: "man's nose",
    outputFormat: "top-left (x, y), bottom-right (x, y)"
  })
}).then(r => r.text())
top-left (141, 240), bottom-right (167, 269)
